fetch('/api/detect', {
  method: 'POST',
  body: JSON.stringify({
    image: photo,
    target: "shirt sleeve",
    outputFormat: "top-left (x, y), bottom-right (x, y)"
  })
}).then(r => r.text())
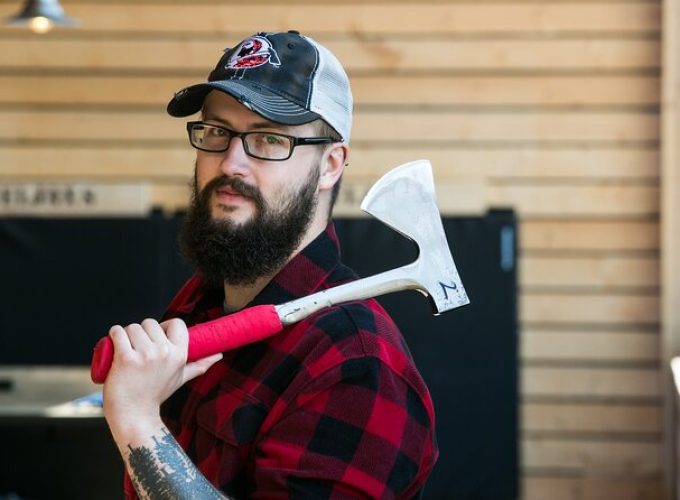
top-left (250, 354), bottom-right (438, 499)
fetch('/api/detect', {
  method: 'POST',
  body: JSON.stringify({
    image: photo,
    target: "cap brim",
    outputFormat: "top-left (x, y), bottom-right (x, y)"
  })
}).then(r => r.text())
top-left (167, 80), bottom-right (321, 126)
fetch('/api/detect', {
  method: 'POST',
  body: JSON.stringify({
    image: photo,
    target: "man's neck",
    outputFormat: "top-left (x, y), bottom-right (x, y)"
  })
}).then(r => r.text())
top-left (222, 274), bottom-right (274, 312)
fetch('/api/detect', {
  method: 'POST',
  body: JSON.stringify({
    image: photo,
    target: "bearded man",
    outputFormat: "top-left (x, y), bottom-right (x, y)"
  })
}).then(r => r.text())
top-left (102, 31), bottom-right (437, 500)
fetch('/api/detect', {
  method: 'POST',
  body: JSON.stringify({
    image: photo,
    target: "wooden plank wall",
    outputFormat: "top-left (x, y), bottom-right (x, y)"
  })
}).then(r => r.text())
top-left (662, 0), bottom-right (680, 495)
top-left (0, 0), bottom-right (663, 498)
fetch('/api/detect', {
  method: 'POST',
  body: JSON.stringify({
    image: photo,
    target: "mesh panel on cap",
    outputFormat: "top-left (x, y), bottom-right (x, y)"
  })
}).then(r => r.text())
top-left (306, 37), bottom-right (353, 142)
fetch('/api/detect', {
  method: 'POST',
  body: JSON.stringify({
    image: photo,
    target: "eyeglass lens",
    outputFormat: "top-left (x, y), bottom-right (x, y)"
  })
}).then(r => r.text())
top-left (190, 123), bottom-right (292, 160)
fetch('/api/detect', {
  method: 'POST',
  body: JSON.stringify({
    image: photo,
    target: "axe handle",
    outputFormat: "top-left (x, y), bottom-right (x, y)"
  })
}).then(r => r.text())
top-left (92, 265), bottom-right (421, 383)
top-left (90, 304), bottom-right (283, 384)
top-left (276, 264), bottom-right (420, 324)
top-left (91, 261), bottom-right (449, 384)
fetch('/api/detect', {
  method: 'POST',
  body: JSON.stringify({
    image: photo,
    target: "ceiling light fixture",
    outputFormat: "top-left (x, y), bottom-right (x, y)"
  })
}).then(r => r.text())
top-left (6, 0), bottom-right (79, 34)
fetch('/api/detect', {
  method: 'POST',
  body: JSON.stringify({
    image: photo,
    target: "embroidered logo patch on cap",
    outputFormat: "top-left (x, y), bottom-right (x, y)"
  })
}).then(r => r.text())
top-left (226, 36), bottom-right (281, 70)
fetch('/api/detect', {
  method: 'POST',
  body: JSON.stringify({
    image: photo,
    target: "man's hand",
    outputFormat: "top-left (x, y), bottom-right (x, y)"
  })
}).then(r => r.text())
top-left (102, 318), bottom-right (222, 427)
top-left (101, 318), bottom-right (226, 499)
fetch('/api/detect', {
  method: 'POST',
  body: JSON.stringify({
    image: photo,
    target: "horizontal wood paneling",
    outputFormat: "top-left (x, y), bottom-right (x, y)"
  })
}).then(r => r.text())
top-left (523, 367), bottom-right (660, 398)
top-left (522, 329), bottom-right (659, 362)
top-left (0, 39), bottom-right (660, 72)
top-left (521, 294), bottom-right (659, 324)
top-left (523, 476), bottom-right (662, 500)
top-left (521, 220), bottom-right (659, 252)
top-left (521, 256), bottom-right (659, 288)
top-left (0, 146), bottom-right (660, 181)
top-left (351, 76), bottom-right (660, 107)
top-left (490, 185), bottom-right (659, 217)
top-left (0, 3), bottom-right (660, 35)
top-left (354, 111), bottom-right (659, 142)
top-left (0, 111), bottom-right (195, 142)
top-left (523, 402), bottom-right (661, 433)
top-left (0, 110), bottom-right (659, 143)
top-left (0, 146), bottom-right (195, 180)
top-left (0, 75), bottom-right (661, 107)
top-left (523, 438), bottom-right (660, 475)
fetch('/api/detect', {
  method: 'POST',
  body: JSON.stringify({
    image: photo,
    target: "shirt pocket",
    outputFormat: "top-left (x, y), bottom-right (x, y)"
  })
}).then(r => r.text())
top-left (195, 385), bottom-right (270, 492)
top-left (196, 384), bottom-right (269, 447)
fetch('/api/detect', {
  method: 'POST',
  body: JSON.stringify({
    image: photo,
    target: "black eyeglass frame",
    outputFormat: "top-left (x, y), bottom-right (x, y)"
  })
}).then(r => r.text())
top-left (186, 121), bottom-right (338, 161)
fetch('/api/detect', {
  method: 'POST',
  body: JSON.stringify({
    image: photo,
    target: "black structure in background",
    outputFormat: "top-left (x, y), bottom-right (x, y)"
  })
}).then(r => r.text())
top-left (335, 211), bottom-right (518, 500)
top-left (0, 211), bottom-right (517, 500)
top-left (0, 213), bottom-right (189, 365)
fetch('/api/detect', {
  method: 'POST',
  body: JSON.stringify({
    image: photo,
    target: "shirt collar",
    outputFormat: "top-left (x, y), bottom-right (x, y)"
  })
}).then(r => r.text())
top-left (248, 222), bottom-right (342, 307)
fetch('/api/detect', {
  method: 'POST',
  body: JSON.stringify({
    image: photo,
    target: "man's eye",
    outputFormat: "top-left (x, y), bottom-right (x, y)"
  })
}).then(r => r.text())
top-left (207, 127), bottom-right (227, 137)
top-left (263, 134), bottom-right (284, 145)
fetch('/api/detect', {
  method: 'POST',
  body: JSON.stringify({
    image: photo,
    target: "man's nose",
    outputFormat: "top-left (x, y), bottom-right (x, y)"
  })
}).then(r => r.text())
top-left (219, 136), bottom-right (251, 177)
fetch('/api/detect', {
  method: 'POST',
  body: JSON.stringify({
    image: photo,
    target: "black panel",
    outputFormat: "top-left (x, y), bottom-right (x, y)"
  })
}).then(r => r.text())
top-left (335, 210), bottom-right (518, 500)
top-left (0, 418), bottom-right (123, 500)
top-left (0, 214), bottom-right (192, 365)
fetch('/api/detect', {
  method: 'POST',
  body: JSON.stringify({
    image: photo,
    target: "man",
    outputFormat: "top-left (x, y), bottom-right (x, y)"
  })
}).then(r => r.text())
top-left (103, 31), bottom-right (438, 499)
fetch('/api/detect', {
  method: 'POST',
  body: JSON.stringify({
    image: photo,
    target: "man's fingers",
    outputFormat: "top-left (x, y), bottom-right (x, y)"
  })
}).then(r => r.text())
top-left (124, 323), bottom-right (156, 352)
top-left (141, 318), bottom-right (167, 344)
top-left (108, 324), bottom-right (132, 351)
top-left (183, 353), bottom-right (223, 384)
top-left (161, 318), bottom-right (189, 349)
top-left (109, 320), bottom-right (173, 363)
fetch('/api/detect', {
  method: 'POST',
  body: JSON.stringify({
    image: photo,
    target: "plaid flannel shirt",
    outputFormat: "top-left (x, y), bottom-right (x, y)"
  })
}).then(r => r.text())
top-left (124, 223), bottom-right (438, 499)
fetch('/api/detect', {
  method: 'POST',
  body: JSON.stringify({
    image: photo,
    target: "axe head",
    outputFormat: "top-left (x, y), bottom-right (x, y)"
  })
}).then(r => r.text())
top-left (360, 159), bottom-right (470, 314)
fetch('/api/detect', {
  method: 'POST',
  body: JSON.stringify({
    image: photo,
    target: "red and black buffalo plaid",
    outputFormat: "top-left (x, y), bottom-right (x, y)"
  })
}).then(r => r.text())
top-left (124, 223), bottom-right (438, 499)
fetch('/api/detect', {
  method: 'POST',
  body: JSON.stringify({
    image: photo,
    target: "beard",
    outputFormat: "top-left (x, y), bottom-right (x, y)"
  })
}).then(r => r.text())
top-left (179, 167), bottom-right (319, 287)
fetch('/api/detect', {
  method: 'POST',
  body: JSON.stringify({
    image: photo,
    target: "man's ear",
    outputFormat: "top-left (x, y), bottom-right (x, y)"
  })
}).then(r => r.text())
top-left (319, 143), bottom-right (349, 193)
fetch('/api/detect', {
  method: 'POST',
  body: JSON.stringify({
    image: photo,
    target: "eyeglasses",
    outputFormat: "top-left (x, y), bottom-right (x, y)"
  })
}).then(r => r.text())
top-left (186, 121), bottom-right (337, 161)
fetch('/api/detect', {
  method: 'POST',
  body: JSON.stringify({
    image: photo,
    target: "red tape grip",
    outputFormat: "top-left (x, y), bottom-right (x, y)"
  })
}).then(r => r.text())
top-left (90, 304), bottom-right (282, 384)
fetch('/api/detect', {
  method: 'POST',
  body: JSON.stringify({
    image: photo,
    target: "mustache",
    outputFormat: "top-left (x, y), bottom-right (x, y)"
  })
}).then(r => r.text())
top-left (198, 175), bottom-right (265, 210)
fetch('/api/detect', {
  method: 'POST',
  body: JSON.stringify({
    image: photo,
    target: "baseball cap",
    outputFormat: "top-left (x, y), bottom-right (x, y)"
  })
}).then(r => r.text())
top-left (167, 30), bottom-right (353, 142)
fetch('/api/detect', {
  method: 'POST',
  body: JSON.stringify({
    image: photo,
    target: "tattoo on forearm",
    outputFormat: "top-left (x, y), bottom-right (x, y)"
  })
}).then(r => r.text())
top-left (126, 428), bottom-right (226, 499)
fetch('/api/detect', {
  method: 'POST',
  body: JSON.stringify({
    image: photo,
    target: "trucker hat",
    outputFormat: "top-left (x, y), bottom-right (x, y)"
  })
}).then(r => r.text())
top-left (167, 30), bottom-right (353, 142)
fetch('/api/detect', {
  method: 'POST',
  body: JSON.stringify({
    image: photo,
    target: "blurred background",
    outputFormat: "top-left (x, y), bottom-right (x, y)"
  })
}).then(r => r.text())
top-left (0, 0), bottom-right (677, 499)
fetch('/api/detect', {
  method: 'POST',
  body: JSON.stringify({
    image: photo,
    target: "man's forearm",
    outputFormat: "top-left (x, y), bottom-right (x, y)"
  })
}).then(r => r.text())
top-left (111, 417), bottom-right (229, 500)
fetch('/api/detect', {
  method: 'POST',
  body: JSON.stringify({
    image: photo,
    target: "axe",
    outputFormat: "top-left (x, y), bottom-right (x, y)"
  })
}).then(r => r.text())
top-left (90, 159), bottom-right (469, 384)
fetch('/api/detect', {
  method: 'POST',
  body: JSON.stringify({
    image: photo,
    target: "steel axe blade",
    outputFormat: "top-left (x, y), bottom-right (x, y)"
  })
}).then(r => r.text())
top-left (361, 159), bottom-right (469, 313)
top-left (276, 159), bottom-right (469, 324)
